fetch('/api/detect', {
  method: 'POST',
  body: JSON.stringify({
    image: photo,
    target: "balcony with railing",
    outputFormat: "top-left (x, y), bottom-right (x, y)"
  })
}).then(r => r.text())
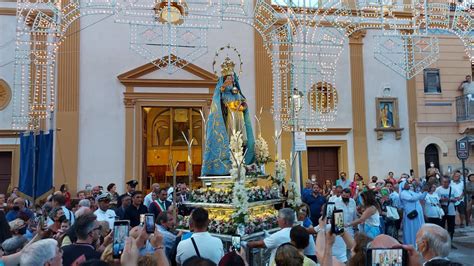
top-left (456, 95), bottom-right (474, 121)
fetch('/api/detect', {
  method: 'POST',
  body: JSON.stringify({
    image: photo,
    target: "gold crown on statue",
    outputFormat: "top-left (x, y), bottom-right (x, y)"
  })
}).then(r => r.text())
top-left (220, 57), bottom-right (235, 76)
top-left (212, 44), bottom-right (243, 77)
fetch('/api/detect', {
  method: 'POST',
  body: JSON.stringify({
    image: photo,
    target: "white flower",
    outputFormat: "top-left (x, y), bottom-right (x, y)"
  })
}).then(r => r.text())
top-left (255, 135), bottom-right (271, 165)
top-left (287, 181), bottom-right (302, 209)
top-left (272, 159), bottom-right (287, 185)
top-left (229, 130), bottom-right (249, 226)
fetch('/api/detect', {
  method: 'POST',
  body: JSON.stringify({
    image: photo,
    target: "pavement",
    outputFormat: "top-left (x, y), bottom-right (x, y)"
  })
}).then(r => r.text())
top-left (449, 225), bottom-right (474, 265)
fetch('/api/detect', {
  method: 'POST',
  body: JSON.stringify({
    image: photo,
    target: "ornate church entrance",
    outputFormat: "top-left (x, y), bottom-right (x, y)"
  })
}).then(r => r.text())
top-left (142, 107), bottom-right (203, 190)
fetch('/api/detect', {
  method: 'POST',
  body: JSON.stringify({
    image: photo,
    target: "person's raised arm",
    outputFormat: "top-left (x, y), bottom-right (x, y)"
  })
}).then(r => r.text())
top-left (400, 190), bottom-right (427, 202)
top-left (320, 230), bottom-right (335, 266)
top-left (347, 205), bottom-right (376, 227)
top-left (459, 80), bottom-right (466, 91)
top-left (315, 218), bottom-right (327, 260)
top-left (150, 228), bottom-right (169, 266)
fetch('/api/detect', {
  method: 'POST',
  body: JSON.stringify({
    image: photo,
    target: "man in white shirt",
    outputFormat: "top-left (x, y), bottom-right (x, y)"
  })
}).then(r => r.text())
top-left (144, 183), bottom-right (160, 208)
top-left (176, 207), bottom-right (224, 265)
top-left (329, 185), bottom-right (342, 203)
top-left (459, 75), bottom-right (474, 97)
top-left (435, 176), bottom-right (461, 243)
top-left (335, 188), bottom-right (357, 236)
top-left (246, 208), bottom-right (295, 264)
top-left (93, 193), bottom-right (116, 229)
top-left (450, 171), bottom-right (466, 228)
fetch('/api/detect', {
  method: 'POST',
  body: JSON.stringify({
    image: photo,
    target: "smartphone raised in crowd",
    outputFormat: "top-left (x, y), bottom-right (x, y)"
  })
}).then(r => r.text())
top-left (366, 247), bottom-right (408, 266)
top-left (231, 235), bottom-right (241, 252)
top-left (331, 209), bottom-right (344, 235)
top-left (145, 213), bottom-right (155, 234)
top-left (113, 220), bottom-right (130, 259)
top-left (323, 202), bottom-right (335, 223)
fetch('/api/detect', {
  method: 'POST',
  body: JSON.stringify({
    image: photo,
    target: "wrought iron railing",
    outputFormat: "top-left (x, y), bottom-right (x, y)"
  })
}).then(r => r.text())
top-left (456, 95), bottom-right (474, 121)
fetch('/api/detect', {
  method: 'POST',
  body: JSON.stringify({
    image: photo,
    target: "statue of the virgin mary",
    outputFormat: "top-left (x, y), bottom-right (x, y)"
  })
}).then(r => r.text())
top-left (201, 57), bottom-right (255, 176)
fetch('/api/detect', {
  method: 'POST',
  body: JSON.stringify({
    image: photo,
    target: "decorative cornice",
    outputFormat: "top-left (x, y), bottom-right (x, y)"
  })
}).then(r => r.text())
top-left (0, 130), bottom-right (21, 138)
top-left (416, 122), bottom-right (458, 127)
top-left (118, 54), bottom-right (217, 82)
top-left (123, 98), bottom-right (136, 108)
top-left (374, 128), bottom-right (404, 140)
top-left (348, 29), bottom-right (367, 44)
top-left (0, 7), bottom-right (15, 16)
top-left (0, 7), bottom-right (54, 16)
top-left (118, 54), bottom-right (218, 90)
top-left (123, 92), bottom-right (213, 102)
top-left (119, 79), bottom-right (217, 89)
top-left (307, 128), bottom-right (352, 135)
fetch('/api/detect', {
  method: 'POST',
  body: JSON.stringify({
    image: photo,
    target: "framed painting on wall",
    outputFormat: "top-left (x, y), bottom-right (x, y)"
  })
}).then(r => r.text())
top-left (374, 97), bottom-right (403, 140)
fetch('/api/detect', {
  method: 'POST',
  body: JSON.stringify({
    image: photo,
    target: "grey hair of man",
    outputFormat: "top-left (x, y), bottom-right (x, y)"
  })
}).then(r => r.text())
top-left (1, 236), bottom-right (28, 255)
top-left (19, 238), bottom-right (58, 265)
top-left (78, 199), bottom-right (91, 208)
top-left (419, 223), bottom-right (451, 258)
top-left (278, 208), bottom-right (295, 226)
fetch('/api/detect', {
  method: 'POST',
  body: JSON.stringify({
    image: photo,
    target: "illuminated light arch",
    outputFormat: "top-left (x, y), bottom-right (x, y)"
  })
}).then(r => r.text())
top-left (11, 0), bottom-right (473, 130)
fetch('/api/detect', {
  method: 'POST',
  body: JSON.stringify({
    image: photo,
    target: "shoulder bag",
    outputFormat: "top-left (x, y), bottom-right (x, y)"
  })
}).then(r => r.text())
top-left (441, 187), bottom-right (451, 216)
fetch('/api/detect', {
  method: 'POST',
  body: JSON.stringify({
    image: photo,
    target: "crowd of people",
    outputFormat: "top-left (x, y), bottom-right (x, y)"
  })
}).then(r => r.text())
top-left (0, 167), bottom-right (472, 266)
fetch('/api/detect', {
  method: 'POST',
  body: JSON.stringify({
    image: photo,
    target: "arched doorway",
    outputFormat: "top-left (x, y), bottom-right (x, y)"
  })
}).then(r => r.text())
top-left (424, 144), bottom-right (440, 173)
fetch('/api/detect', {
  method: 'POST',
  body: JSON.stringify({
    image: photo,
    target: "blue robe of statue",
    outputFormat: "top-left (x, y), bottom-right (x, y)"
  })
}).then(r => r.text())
top-left (400, 189), bottom-right (427, 245)
top-left (201, 74), bottom-right (255, 176)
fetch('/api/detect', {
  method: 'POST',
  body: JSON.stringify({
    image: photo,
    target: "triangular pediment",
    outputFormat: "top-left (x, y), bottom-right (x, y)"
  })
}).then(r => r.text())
top-left (118, 54), bottom-right (217, 89)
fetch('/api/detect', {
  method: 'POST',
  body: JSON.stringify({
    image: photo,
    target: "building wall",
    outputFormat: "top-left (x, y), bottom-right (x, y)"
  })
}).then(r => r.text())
top-left (0, 6), bottom-right (17, 145)
top-left (78, 17), bottom-right (256, 192)
top-left (2, 7), bottom-right (472, 192)
top-left (363, 30), bottom-right (412, 179)
top-left (414, 36), bottom-right (474, 175)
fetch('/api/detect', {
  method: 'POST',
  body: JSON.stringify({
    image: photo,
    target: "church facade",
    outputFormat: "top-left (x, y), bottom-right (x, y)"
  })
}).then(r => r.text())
top-left (0, 2), bottom-right (473, 194)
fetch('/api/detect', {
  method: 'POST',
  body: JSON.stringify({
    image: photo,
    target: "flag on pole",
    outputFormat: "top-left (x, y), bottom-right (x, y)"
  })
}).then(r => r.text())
top-left (19, 130), bottom-right (54, 202)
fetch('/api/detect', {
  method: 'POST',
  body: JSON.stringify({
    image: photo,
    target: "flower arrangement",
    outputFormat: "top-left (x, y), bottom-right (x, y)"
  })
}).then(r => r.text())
top-left (255, 135), bottom-right (271, 166)
top-left (176, 211), bottom-right (279, 235)
top-left (287, 181), bottom-right (302, 210)
top-left (271, 159), bottom-right (287, 186)
top-left (231, 180), bottom-right (249, 225)
top-left (190, 187), bottom-right (233, 204)
top-left (229, 130), bottom-right (249, 227)
top-left (189, 186), bottom-right (279, 204)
